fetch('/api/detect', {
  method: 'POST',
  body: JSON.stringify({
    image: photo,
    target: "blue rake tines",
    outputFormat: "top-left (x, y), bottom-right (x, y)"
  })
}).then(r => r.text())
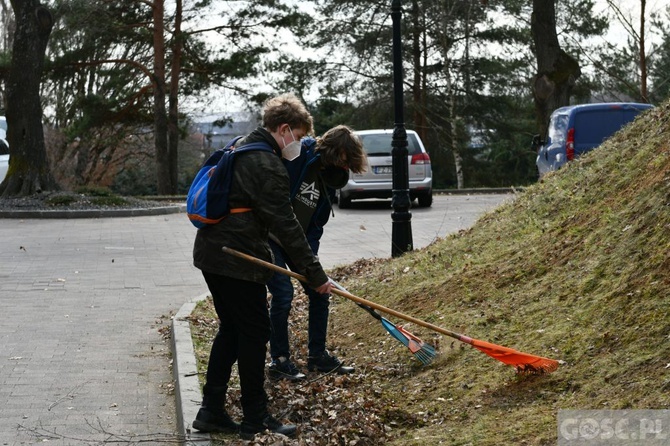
top-left (379, 315), bottom-right (437, 365)
top-left (332, 280), bottom-right (437, 365)
top-left (395, 323), bottom-right (438, 365)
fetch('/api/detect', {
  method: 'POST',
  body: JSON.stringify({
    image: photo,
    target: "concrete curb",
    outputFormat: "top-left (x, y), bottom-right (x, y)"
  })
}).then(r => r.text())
top-left (0, 204), bottom-right (186, 219)
top-left (172, 293), bottom-right (211, 445)
top-left (436, 187), bottom-right (523, 195)
top-left (0, 189), bottom-right (520, 220)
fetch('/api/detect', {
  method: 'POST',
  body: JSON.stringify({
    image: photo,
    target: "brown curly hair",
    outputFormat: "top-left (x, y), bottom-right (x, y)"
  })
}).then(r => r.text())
top-left (316, 125), bottom-right (367, 174)
top-left (262, 93), bottom-right (314, 135)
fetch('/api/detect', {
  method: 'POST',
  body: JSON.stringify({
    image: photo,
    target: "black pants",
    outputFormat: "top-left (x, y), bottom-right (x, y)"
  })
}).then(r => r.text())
top-left (202, 272), bottom-right (271, 422)
top-left (267, 240), bottom-right (330, 359)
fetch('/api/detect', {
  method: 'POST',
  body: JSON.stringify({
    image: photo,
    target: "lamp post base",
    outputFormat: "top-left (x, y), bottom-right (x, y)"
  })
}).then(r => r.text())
top-left (391, 206), bottom-right (413, 257)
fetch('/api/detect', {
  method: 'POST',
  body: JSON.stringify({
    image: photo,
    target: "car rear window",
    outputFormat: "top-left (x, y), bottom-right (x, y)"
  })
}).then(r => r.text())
top-left (358, 133), bottom-right (422, 156)
top-left (548, 114), bottom-right (569, 144)
top-left (574, 109), bottom-right (642, 145)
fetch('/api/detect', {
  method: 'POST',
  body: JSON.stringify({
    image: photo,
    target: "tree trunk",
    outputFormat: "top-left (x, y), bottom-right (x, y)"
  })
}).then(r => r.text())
top-left (1, 0), bottom-right (55, 196)
top-left (449, 85), bottom-right (464, 190)
top-left (167, 0), bottom-right (182, 194)
top-left (639, 0), bottom-right (647, 101)
top-left (437, 7), bottom-right (464, 189)
top-left (152, 0), bottom-right (170, 195)
top-left (531, 0), bottom-right (581, 138)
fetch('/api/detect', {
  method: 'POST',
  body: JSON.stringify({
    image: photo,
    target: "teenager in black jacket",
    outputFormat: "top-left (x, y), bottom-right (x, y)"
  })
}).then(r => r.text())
top-left (192, 94), bottom-right (333, 440)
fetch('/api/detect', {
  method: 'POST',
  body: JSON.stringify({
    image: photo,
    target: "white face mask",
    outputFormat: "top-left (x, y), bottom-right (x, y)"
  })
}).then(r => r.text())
top-left (281, 127), bottom-right (301, 161)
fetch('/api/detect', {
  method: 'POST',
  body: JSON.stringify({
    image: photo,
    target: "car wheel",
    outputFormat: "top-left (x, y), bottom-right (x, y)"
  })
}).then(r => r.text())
top-left (417, 191), bottom-right (433, 207)
top-left (338, 191), bottom-right (352, 209)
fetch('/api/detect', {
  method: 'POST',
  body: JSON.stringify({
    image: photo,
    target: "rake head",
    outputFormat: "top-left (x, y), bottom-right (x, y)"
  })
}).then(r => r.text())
top-left (468, 338), bottom-right (559, 375)
top-left (396, 325), bottom-right (437, 365)
top-left (381, 319), bottom-right (437, 365)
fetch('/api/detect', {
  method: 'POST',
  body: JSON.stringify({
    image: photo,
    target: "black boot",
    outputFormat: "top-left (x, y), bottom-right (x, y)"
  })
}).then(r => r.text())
top-left (307, 350), bottom-right (354, 374)
top-left (240, 413), bottom-right (297, 440)
top-left (192, 385), bottom-right (240, 434)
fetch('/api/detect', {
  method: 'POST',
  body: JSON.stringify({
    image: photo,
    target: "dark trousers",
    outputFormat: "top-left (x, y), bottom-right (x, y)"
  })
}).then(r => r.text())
top-left (267, 241), bottom-right (330, 359)
top-left (202, 272), bottom-right (271, 422)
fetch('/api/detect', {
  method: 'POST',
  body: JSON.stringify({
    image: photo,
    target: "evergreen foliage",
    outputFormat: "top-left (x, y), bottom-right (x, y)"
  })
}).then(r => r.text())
top-left (280, 0), bottom-right (609, 187)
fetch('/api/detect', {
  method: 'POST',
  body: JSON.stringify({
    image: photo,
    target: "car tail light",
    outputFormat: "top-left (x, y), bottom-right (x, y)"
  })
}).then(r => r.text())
top-left (566, 128), bottom-right (575, 161)
top-left (411, 153), bottom-right (431, 165)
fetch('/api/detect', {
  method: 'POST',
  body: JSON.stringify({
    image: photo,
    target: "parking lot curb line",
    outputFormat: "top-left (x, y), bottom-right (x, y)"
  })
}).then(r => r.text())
top-left (0, 205), bottom-right (186, 219)
top-left (436, 187), bottom-right (521, 195)
top-left (172, 293), bottom-right (211, 445)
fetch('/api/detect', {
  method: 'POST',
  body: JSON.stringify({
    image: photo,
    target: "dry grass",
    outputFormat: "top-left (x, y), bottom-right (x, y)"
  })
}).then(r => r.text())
top-left (192, 100), bottom-right (670, 445)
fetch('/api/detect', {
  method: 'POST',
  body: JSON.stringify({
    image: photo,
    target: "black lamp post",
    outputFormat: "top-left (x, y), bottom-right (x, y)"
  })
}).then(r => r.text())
top-left (390, 0), bottom-right (413, 257)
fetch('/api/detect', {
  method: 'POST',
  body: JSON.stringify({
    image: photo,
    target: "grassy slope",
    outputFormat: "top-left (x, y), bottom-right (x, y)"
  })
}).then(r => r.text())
top-left (328, 100), bottom-right (670, 445)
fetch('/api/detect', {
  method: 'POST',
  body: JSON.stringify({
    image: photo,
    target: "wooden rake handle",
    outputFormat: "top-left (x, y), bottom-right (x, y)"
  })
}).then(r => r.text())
top-left (222, 246), bottom-right (465, 342)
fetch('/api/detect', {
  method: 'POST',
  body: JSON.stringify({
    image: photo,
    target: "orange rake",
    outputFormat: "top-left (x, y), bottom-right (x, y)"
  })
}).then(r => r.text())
top-left (461, 337), bottom-right (558, 374)
top-left (222, 247), bottom-right (559, 374)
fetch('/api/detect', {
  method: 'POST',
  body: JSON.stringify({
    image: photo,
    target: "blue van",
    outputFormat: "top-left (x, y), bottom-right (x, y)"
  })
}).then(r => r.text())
top-left (534, 102), bottom-right (653, 177)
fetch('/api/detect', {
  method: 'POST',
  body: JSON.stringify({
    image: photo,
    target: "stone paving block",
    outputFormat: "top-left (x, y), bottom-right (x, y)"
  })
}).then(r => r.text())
top-left (0, 213), bottom-right (195, 443)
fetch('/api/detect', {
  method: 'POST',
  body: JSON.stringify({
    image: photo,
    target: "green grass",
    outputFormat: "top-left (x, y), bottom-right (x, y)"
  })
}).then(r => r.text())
top-left (75, 185), bottom-right (115, 196)
top-left (191, 100), bottom-right (670, 445)
top-left (89, 195), bottom-right (128, 206)
top-left (45, 194), bottom-right (78, 206)
top-left (44, 187), bottom-right (129, 207)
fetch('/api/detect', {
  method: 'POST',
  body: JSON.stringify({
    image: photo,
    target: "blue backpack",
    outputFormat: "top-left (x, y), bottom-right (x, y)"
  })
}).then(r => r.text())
top-left (186, 137), bottom-right (273, 228)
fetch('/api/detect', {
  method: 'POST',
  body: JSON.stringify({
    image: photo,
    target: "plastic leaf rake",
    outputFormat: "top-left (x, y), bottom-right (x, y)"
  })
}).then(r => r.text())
top-left (222, 247), bottom-right (559, 374)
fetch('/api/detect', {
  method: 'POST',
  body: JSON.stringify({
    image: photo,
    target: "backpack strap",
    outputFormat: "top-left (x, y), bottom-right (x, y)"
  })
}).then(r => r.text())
top-left (225, 138), bottom-right (274, 215)
top-left (230, 207), bottom-right (252, 214)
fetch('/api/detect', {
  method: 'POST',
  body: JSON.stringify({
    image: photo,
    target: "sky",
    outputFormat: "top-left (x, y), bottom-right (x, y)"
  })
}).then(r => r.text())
top-left (594, 0), bottom-right (666, 42)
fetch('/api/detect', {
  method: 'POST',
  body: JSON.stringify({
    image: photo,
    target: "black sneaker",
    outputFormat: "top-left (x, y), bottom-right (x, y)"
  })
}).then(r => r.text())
top-left (240, 414), bottom-right (297, 440)
top-left (192, 407), bottom-right (240, 433)
top-left (307, 350), bottom-right (354, 374)
top-left (268, 357), bottom-right (306, 381)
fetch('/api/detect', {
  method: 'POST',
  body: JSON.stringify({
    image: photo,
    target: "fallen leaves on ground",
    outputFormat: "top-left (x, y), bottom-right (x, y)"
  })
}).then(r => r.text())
top-left (189, 257), bottom-right (420, 445)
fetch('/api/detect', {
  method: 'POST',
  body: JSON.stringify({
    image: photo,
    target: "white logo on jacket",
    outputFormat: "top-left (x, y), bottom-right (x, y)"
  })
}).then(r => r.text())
top-left (296, 181), bottom-right (319, 208)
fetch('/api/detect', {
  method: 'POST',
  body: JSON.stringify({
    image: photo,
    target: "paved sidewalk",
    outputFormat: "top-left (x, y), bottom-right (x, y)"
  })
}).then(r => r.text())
top-left (0, 211), bottom-right (201, 445)
top-left (0, 194), bottom-right (512, 445)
